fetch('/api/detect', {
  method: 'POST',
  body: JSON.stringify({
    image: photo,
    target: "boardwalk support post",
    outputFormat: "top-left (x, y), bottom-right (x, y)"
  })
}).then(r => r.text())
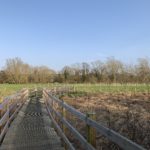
top-left (86, 112), bottom-right (96, 148)
top-left (62, 100), bottom-right (67, 150)
top-left (0, 108), bottom-right (1, 133)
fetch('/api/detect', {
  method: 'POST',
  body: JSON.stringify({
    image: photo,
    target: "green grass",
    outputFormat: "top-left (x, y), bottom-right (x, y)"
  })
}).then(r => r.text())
top-left (0, 83), bottom-right (150, 102)
top-left (0, 83), bottom-right (70, 101)
top-left (0, 84), bottom-right (49, 102)
top-left (72, 83), bottom-right (150, 94)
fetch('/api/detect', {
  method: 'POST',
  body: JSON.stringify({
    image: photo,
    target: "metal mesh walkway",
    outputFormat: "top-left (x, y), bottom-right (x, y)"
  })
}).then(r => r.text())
top-left (0, 90), bottom-right (64, 150)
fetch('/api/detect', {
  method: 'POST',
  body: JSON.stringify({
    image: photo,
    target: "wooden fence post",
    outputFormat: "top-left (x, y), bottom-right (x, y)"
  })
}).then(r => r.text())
top-left (0, 108), bottom-right (1, 134)
top-left (7, 103), bottom-right (10, 127)
top-left (62, 100), bottom-right (67, 150)
top-left (86, 112), bottom-right (96, 148)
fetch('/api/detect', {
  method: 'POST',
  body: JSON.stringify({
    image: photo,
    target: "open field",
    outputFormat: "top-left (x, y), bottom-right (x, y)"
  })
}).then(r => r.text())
top-left (62, 92), bottom-right (150, 149)
top-left (0, 83), bottom-right (150, 102)
top-left (0, 84), bottom-right (48, 102)
top-left (0, 83), bottom-right (150, 149)
top-left (73, 83), bottom-right (150, 94)
top-left (1, 83), bottom-right (150, 93)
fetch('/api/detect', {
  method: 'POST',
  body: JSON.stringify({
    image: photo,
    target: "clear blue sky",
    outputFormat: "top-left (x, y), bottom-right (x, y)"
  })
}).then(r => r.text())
top-left (0, 0), bottom-right (150, 70)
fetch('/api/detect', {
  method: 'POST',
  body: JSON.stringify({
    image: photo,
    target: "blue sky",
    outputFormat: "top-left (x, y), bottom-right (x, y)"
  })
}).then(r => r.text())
top-left (0, 0), bottom-right (150, 70)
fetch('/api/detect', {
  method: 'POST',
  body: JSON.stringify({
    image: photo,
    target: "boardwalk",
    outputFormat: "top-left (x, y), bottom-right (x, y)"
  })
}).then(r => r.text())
top-left (0, 88), bottom-right (146, 150)
top-left (0, 90), bottom-right (64, 150)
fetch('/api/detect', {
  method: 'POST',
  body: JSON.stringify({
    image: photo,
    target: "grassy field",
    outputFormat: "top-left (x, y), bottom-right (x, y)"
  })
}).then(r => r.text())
top-left (0, 84), bottom-right (48, 102)
top-left (0, 83), bottom-right (150, 102)
top-left (73, 83), bottom-right (150, 93)
top-left (0, 83), bottom-right (150, 149)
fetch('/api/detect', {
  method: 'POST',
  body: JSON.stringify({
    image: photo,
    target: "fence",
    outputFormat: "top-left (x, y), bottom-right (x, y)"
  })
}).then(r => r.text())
top-left (43, 89), bottom-right (145, 150)
top-left (0, 89), bottom-right (29, 143)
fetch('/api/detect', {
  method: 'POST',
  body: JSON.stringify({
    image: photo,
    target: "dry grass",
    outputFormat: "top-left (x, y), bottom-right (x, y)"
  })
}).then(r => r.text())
top-left (62, 92), bottom-right (150, 150)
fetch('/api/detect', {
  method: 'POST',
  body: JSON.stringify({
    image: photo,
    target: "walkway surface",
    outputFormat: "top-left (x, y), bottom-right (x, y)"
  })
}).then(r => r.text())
top-left (0, 90), bottom-right (64, 150)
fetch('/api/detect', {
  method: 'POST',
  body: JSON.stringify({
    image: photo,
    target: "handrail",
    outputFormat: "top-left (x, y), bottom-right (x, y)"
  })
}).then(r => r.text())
top-left (46, 102), bottom-right (75, 150)
top-left (43, 89), bottom-right (146, 150)
top-left (0, 89), bottom-right (29, 143)
top-left (49, 103), bottom-right (95, 150)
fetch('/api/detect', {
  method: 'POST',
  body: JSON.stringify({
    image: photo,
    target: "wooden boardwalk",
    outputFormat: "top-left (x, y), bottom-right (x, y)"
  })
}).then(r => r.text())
top-left (0, 90), bottom-right (64, 150)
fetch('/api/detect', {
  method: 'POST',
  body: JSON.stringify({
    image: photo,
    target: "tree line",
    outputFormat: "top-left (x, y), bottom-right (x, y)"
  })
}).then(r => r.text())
top-left (0, 57), bottom-right (150, 84)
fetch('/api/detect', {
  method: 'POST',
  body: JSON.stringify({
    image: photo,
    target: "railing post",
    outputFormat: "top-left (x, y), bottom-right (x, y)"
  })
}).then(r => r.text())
top-left (86, 112), bottom-right (96, 148)
top-left (61, 100), bottom-right (64, 129)
top-left (0, 108), bottom-right (1, 134)
top-left (62, 100), bottom-right (67, 150)
top-left (52, 97), bottom-right (57, 125)
top-left (26, 89), bottom-right (29, 102)
top-left (7, 102), bottom-right (10, 126)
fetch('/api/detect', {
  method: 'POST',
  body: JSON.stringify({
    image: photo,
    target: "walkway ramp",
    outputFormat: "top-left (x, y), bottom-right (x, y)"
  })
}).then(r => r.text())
top-left (0, 90), bottom-right (64, 150)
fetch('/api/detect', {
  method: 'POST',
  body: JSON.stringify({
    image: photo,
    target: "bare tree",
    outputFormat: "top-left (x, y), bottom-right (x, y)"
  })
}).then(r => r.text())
top-left (61, 66), bottom-right (74, 82)
top-left (81, 62), bottom-right (90, 82)
top-left (1, 57), bottom-right (150, 84)
top-left (5, 58), bottom-right (25, 83)
top-left (0, 71), bottom-right (8, 83)
top-left (105, 57), bottom-right (124, 83)
top-left (91, 60), bottom-right (105, 82)
top-left (136, 58), bottom-right (150, 83)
